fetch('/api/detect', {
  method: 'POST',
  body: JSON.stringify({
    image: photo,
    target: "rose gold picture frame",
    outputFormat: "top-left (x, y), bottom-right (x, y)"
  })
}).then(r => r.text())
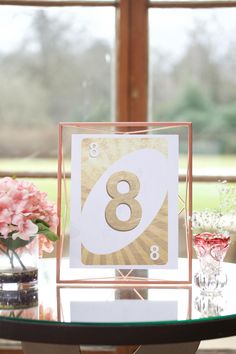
top-left (56, 121), bottom-right (192, 285)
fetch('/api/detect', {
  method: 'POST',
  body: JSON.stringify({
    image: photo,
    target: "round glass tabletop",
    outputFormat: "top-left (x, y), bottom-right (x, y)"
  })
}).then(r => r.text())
top-left (0, 259), bottom-right (236, 345)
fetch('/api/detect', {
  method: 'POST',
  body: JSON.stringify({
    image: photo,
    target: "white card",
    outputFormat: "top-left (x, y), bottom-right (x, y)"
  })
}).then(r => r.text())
top-left (70, 134), bottom-right (179, 269)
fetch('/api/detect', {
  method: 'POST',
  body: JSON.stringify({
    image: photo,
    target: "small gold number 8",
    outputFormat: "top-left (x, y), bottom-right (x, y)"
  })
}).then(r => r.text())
top-left (89, 142), bottom-right (99, 158)
top-left (105, 171), bottom-right (142, 231)
top-left (150, 245), bottom-right (159, 260)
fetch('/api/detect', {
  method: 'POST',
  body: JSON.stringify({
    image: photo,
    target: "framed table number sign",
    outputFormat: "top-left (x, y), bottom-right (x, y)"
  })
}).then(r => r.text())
top-left (57, 122), bottom-right (192, 285)
top-left (70, 134), bottom-right (178, 269)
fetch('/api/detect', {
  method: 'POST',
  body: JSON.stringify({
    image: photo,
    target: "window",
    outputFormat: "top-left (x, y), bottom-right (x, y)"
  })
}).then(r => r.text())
top-left (0, 4), bottom-right (116, 160)
top-left (0, 0), bottom-right (235, 211)
top-left (148, 0), bottom-right (236, 211)
top-left (149, 7), bottom-right (236, 155)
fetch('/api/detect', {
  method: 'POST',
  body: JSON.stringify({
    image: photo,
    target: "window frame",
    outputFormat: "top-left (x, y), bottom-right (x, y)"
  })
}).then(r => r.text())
top-left (3, 0), bottom-right (236, 124)
top-left (0, 0), bottom-right (236, 184)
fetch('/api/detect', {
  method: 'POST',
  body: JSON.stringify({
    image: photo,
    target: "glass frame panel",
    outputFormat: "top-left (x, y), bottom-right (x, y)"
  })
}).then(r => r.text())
top-left (57, 121), bottom-right (192, 285)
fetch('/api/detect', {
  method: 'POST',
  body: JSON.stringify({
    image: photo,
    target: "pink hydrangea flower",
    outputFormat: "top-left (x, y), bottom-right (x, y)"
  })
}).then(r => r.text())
top-left (0, 177), bottom-right (58, 255)
top-left (12, 219), bottom-right (38, 241)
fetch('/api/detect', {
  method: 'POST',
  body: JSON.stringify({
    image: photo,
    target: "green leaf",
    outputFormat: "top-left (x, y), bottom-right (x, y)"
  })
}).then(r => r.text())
top-left (36, 222), bottom-right (58, 242)
top-left (0, 236), bottom-right (34, 250)
top-left (34, 219), bottom-right (50, 228)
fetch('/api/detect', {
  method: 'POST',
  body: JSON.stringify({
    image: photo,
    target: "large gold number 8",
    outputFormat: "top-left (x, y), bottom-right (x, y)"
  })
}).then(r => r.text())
top-left (105, 171), bottom-right (142, 231)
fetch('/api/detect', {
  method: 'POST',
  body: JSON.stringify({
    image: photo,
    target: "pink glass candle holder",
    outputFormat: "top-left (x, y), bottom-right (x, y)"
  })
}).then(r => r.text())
top-left (193, 232), bottom-right (230, 293)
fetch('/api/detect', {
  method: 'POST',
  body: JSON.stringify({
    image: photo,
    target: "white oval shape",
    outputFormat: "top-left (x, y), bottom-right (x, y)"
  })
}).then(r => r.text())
top-left (116, 204), bottom-right (131, 221)
top-left (80, 148), bottom-right (167, 255)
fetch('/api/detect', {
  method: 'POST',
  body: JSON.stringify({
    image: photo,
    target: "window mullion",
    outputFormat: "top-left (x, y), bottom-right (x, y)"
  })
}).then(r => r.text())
top-left (117, 0), bottom-right (148, 122)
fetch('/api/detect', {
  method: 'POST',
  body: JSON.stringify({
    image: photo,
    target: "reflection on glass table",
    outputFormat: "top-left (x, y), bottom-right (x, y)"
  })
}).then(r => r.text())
top-left (1, 258), bottom-right (236, 354)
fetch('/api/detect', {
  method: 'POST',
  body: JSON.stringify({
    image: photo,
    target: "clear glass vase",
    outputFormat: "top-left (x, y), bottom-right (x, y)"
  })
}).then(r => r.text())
top-left (0, 236), bottom-right (38, 293)
top-left (193, 232), bottom-right (230, 294)
top-left (0, 304), bottom-right (38, 318)
top-left (194, 292), bottom-right (226, 317)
